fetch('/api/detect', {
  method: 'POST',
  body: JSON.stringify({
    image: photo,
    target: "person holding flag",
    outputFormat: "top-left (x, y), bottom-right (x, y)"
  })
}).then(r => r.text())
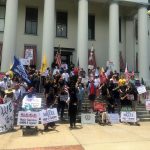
top-left (10, 56), bottom-right (31, 85)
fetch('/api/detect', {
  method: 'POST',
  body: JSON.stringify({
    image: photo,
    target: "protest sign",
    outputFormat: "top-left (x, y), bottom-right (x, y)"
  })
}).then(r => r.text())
top-left (121, 111), bottom-right (136, 123)
top-left (137, 85), bottom-right (146, 94)
top-left (22, 97), bottom-right (42, 109)
top-left (40, 108), bottom-right (59, 124)
top-left (17, 111), bottom-right (39, 126)
top-left (81, 113), bottom-right (95, 124)
top-left (0, 101), bottom-right (14, 133)
top-left (145, 99), bottom-right (150, 111)
top-left (108, 113), bottom-right (120, 124)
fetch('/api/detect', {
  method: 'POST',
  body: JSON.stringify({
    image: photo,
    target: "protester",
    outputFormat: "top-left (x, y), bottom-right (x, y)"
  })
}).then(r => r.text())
top-left (77, 83), bottom-right (85, 112)
top-left (68, 89), bottom-right (78, 129)
top-left (57, 86), bottom-right (70, 120)
top-left (44, 88), bottom-right (56, 131)
top-left (88, 80), bottom-right (96, 111)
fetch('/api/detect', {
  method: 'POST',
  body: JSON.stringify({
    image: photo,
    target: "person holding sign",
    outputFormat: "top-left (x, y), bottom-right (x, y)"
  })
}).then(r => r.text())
top-left (57, 86), bottom-right (70, 120)
top-left (44, 88), bottom-right (56, 131)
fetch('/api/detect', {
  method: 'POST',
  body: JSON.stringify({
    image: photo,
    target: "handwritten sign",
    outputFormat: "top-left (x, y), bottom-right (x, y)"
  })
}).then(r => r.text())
top-left (0, 101), bottom-right (14, 133)
top-left (108, 113), bottom-right (120, 124)
top-left (81, 113), bottom-right (95, 124)
top-left (22, 97), bottom-right (42, 109)
top-left (40, 108), bottom-right (59, 124)
top-left (17, 111), bottom-right (39, 126)
top-left (137, 85), bottom-right (146, 94)
top-left (145, 99), bottom-right (150, 111)
top-left (121, 111), bottom-right (136, 123)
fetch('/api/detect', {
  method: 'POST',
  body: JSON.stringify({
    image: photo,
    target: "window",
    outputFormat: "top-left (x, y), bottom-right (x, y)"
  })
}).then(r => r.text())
top-left (56, 12), bottom-right (67, 37)
top-left (119, 17), bottom-right (121, 42)
top-left (88, 15), bottom-right (95, 40)
top-left (0, 0), bottom-right (6, 32)
top-left (135, 19), bottom-right (138, 41)
top-left (25, 8), bottom-right (38, 35)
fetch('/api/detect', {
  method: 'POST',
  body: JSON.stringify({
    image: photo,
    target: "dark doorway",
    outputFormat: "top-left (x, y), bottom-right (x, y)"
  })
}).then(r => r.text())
top-left (54, 47), bottom-right (74, 66)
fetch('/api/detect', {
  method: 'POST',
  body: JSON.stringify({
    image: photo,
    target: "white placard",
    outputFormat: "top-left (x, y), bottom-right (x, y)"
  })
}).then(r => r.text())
top-left (108, 113), bottom-right (120, 124)
top-left (20, 58), bottom-right (30, 66)
top-left (81, 113), bottom-right (95, 124)
top-left (121, 111), bottom-right (136, 123)
top-left (145, 99), bottom-right (150, 111)
top-left (0, 101), bottom-right (14, 133)
top-left (17, 111), bottom-right (39, 126)
top-left (137, 85), bottom-right (146, 94)
top-left (22, 97), bottom-right (42, 109)
top-left (40, 108), bottom-right (59, 124)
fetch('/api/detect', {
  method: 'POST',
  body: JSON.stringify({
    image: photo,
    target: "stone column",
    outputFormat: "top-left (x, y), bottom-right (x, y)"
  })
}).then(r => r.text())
top-left (138, 6), bottom-right (149, 82)
top-left (41, 0), bottom-right (55, 67)
top-left (1, 0), bottom-right (18, 72)
top-left (109, 2), bottom-right (119, 72)
top-left (77, 0), bottom-right (88, 73)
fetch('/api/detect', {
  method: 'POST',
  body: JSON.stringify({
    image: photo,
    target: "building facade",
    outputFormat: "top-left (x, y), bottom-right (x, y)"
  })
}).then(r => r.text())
top-left (0, 0), bottom-right (150, 82)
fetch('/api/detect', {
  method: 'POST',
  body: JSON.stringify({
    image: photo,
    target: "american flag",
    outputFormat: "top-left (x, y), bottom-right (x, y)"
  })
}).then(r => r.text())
top-left (55, 50), bottom-right (61, 68)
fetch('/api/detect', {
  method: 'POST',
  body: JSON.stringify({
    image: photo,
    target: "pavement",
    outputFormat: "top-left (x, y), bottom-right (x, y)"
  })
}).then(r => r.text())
top-left (1, 122), bottom-right (150, 150)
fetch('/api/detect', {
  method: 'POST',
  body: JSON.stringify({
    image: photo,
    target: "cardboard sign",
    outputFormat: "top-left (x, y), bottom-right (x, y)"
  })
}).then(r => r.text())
top-left (145, 99), bottom-right (150, 111)
top-left (17, 111), bottom-right (39, 126)
top-left (22, 97), bottom-right (42, 109)
top-left (137, 85), bottom-right (146, 94)
top-left (0, 101), bottom-right (14, 133)
top-left (81, 113), bottom-right (95, 124)
top-left (108, 113), bottom-right (120, 124)
top-left (121, 111), bottom-right (136, 123)
top-left (40, 108), bottom-right (59, 124)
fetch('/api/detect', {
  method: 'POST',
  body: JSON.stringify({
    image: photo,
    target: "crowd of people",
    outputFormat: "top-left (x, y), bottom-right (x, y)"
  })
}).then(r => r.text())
top-left (0, 64), bottom-right (141, 129)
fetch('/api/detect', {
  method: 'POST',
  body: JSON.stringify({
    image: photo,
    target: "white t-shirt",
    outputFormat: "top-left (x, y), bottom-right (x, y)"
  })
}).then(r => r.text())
top-left (62, 73), bottom-right (69, 82)
top-left (94, 78), bottom-right (100, 88)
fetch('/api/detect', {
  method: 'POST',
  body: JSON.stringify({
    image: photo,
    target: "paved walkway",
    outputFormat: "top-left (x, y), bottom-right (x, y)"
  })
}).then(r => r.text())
top-left (1, 122), bottom-right (150, 150)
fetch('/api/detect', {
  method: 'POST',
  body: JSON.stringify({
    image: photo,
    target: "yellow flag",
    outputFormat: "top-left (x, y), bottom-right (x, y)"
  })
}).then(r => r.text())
top-left (40, 54), bottom-right (47, 73)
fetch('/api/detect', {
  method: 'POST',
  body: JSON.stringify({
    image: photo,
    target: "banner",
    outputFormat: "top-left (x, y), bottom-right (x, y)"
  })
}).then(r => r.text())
top-left (22, 97), bottom-right (42, 109)
top-left (40, 108), bottom-right (59, 124)
top-left (108, 113), bottom-right (120, 124)
top-left (137, 85), bottom-right (146, 95)
top-left (145, 99), bottom-right (150, 111)
top-left (121, 111), bottom-right (136, 123)
top-left (0, 101), bottom-right (14, 133)
top-left (81, 113), bottom-right (95, 124)
top-left (17, 111), bottom-right (39, 126)
top-left (19, 58), bottom-right (30, 66)
top-left (11, 56), bottom-right (31, 84)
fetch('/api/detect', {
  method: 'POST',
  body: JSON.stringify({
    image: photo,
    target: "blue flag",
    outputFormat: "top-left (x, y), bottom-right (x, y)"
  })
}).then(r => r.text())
top-left (11, 56), bottom-right (31, 84)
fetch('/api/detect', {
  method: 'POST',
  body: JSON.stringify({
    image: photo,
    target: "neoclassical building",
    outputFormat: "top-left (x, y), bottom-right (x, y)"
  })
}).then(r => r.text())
top-left (0, 0), bottom-right (150, 82)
